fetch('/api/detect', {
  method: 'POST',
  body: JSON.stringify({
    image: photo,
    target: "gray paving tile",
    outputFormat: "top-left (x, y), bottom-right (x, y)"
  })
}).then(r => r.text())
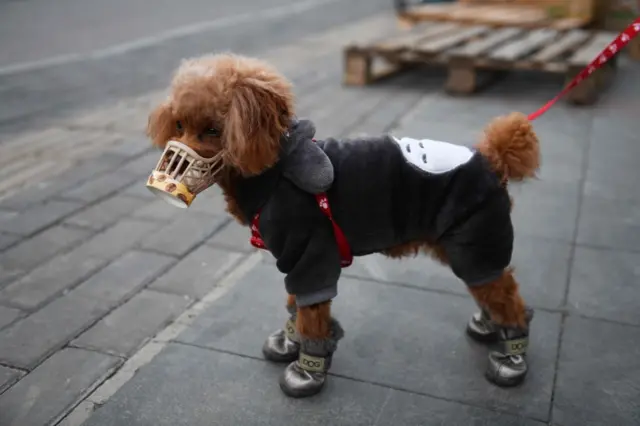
top-left (585, 112), bottom-right (640, 199)
top-left (0, 305), bottom-right (23, 329)
top-left (206, 219), bottom-right (256, 253)
top-left (567, 246), bottom-right (640, 325)
top-left (0, 225), bottom-right (93, 271)
top-left (72, 289), bottom-right (190, 357)
top-left (0, 348), bottom-right (121, 426)
top-left (346, 89), bottom-right (424, 137)
top-left (576, 195), bottom-right (640, 252)
top-left (64, 194), bottom-right (147, 230)
top-left (0, 200), bottom-right (82, 236)
top-left (138, 213), bottom-right (228, 257)
top-left (121, 181), bottom-right (157, 200)
top-left (0, 248), bottom-right (109, 310)
top-left (130, 198), bottom-right (185, 222)
top-left (0, 365), bottom-right (23, 394)
top-left (584, 168), bottom-right (640, 201)
top-left (0, 250), bottom-right (173, 369)
top-left (83, 342), bottom-right (390, 426)
top-left (117, 151), bottom-right (163, 176)
top-left (188, 186), bottom-right (228, 216)
top-left (73, 218), bottom-right (161, 260)
top-left (150, 246), bottom-right (245, 299)
top-left (0, 267), bottom-right (25, 292)
top-left (376, 391), bottom-right (544, 426)
top-left (104, 138), bottom-right (153, 158)
top-left (552, 316), bottom-right (640, 426)
top-left (0, 233), bottom-right (20, 252)
top-left (132, 186), bottom-right (227, 222)
top-left (178, 264), bottom-right (562, 421)
top-left (510, 180), bottom-right (580, 242)
top-left (344, 235), bottom-right (572, 310)
top-left (0, 153), bottom-right (129, 211)
top-left (60, 170), bottom-right (141, 204)
top-left (312, 87), bottom-right (390, 139)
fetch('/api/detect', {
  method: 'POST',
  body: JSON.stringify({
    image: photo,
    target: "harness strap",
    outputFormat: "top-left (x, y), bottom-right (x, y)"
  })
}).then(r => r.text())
top-left (250, 193), bottom-right (353, 268)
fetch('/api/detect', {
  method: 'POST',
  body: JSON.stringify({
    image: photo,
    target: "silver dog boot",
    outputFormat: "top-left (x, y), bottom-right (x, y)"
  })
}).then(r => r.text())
top-left (262, 305), bottom-right (299, 363)
top-left (279, 319), bottom-right (344, 398)
top-left (466, 309), bottom-right (498, 343)
top-left (485, 308), bottom-right (534, 388)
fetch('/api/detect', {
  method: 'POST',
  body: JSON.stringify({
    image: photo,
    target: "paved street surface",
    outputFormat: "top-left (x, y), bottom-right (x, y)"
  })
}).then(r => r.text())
top-left (1, 1), bottom-right (640, 425)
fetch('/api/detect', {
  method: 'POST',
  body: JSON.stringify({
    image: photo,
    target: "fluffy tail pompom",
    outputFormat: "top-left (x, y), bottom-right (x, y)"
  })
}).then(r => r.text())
top-left (476, 112), bottom-right (540, 183)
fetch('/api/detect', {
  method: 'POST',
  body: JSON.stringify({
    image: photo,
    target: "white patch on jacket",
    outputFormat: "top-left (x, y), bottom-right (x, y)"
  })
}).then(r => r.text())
top-left (392, 136), bottom-right (473, 174)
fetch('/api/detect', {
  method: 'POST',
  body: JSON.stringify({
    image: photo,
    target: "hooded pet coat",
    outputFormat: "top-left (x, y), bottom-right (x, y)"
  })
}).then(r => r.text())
top-left (233, 119), bottom-right (514, 307)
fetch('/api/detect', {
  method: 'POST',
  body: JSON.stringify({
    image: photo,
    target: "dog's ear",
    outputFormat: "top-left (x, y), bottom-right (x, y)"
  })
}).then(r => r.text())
top-left (147, 101), bottom-right (175, 149)
top-left (224, 78), bottom-right (292, 176)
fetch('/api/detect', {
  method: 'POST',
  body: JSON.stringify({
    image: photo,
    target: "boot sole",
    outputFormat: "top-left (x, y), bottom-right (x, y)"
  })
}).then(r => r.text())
top-left (279, 378), bottom-right (325, 398)
top-left (261, 347), bottom-right (299, 364)
top-left (465, 324), bottom-right (499, 344)
top-left (485, 369), bottom-right (527, 387)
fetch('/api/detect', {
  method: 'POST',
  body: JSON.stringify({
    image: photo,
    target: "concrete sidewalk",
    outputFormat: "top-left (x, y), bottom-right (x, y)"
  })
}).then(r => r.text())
top-left (1, 13), bottom-right (640, 426)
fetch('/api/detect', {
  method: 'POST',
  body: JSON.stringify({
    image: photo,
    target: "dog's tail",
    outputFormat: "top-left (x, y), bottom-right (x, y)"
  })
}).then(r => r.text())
top-left (475, 112), bottom-right (540, 183)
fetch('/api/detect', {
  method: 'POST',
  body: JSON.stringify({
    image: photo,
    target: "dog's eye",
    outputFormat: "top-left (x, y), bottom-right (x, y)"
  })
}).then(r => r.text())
top-left (176, 121), bottom-right (183, 131)
top-left (204, 128), bottom-right (219, 137)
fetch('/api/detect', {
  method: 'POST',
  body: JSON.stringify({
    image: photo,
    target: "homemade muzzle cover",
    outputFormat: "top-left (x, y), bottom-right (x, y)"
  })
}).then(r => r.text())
top-left (146, 140), bottom-right (224, 208)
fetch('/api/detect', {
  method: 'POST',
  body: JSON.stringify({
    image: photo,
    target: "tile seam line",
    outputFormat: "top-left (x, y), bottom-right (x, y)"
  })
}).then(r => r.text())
top-left (171, 340), bottom-right (548, 424)
top-left (0, 176), bottom-right (152, 290)
top-left (546, 109), bottom-right (595, 424)
top-left (0, 251), bottom-right (180, 371)
top-left (51, 251), bottom-right (262, 426)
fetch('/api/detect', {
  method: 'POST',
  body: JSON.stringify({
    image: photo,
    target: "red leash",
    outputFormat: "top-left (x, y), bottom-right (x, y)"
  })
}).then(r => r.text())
top-left (528, 18), bottom-right (640, 121)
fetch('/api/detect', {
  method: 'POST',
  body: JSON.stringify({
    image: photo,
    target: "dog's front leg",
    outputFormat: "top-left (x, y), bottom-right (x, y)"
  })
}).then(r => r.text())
top-left (262, 294), bottom-right (300, 363)
top-left (467, 269), bottom-right (533, 387)
top-left (279, 300), bottom-right (344, 398)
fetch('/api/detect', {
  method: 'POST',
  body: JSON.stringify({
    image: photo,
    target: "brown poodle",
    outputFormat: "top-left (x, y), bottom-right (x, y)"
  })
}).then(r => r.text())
top-left (146, 53), bottom-right (540, 398)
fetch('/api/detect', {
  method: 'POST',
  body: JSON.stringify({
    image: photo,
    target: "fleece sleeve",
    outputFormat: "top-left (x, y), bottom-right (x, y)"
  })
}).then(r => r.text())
top-left (262, 219), bottom-right (342, 307)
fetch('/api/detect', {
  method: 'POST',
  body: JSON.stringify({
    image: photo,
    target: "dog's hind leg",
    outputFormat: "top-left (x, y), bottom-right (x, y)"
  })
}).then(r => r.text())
top-left (467, 269), bottom-right (534, 387)
top-left (279, 300), bottom-right (344, 398)
top-left (262, 294), bottom-right (300, 363)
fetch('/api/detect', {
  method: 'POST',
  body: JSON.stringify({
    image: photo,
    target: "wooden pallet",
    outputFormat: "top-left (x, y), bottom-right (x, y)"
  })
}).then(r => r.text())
top-left (396, 3), bottom-right (592, 30)
top-left (343, 23), bottom-right (619, 104)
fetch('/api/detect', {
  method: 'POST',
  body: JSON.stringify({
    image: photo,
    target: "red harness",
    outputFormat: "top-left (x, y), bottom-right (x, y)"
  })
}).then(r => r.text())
top-left (249, 192), bottom-right (353, 268)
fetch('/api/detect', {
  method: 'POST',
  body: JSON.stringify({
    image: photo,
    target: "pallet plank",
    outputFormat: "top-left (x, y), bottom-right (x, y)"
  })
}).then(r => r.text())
top-left (569, 32), bottom-right (618, 66)
top-left (566, 32), bottom-right (618, 105)
top-left (375, 23), bottom-right (460, 53)
top-left (531, 30), bottom-right (591, 63)
top-left (449, 27), bottom-right (524, 57)
top-left (489, 28), bottom-right (559, 61)
top-left (414, 25), bottom-right (490, 54)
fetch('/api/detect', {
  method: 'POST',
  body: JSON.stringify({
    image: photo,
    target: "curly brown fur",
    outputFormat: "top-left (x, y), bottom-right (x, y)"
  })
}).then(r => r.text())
top-left (146, 53), bottom-right (295, 224)
top-left (468, 268), bottom-right (527, 329)
top-left (381, 241), bottom-right (449, 266)
top-left (286, 294), bottom-right (296, 310)
top-left (475, 112), bottom-right (540, 184)
top-left (297, 301), bottom-right (331, 340)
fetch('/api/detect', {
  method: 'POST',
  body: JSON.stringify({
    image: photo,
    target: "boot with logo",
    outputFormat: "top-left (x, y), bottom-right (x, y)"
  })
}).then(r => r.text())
top-left (467, 307), bottom-right (534, 387)
top-left (262, 304), bottom-right (300, 363)
top-left (279, 318), bottom-right (344, 398)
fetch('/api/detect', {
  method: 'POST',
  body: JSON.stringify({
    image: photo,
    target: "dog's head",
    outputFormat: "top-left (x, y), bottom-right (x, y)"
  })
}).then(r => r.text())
top-left (147, 54), bottom-right (295, 177)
